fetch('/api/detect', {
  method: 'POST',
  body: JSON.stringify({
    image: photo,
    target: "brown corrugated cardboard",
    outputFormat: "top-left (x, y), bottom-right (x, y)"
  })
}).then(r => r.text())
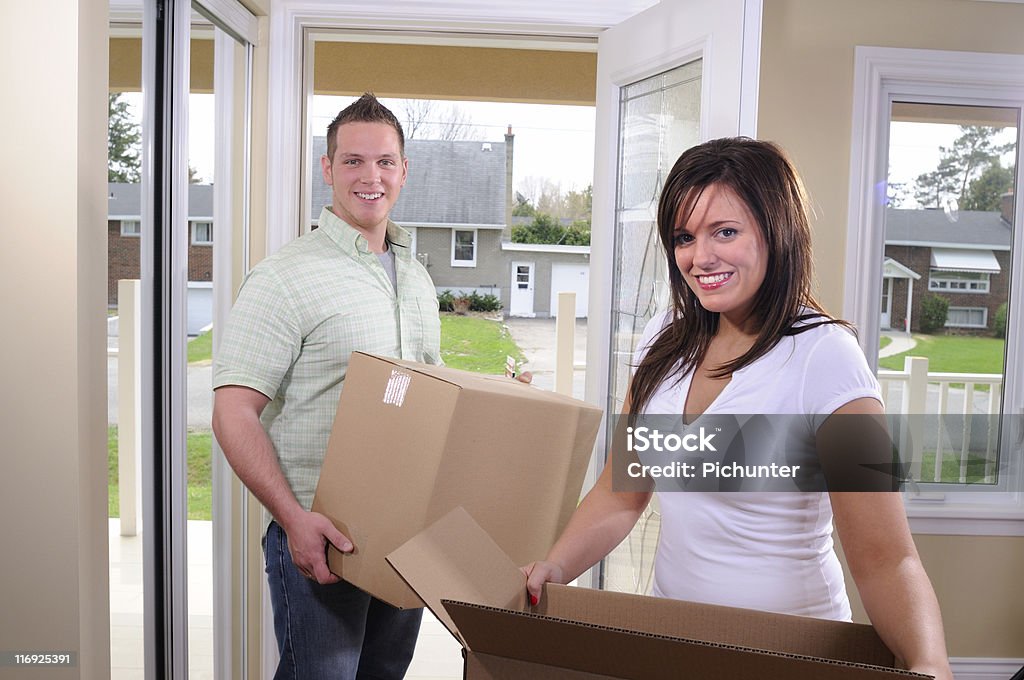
top-left (311, 352), bottom-right (602, 609)
top-left (387, 507), bottom-right (932, 680)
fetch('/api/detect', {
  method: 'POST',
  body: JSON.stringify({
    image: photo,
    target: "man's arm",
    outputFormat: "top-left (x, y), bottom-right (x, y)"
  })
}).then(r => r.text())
top-left (212, 385), bottom-right (352, 584)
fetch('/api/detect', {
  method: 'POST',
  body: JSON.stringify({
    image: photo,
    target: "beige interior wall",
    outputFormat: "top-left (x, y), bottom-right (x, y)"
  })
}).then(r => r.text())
top-left (110, 37), bottom-right (214, 93)
top-left (313, 42), bottom-right (597, 105)
top-left (759, 0), bottom-right (1024, 658)
top-left (0, 0), bottom-right (110, 677)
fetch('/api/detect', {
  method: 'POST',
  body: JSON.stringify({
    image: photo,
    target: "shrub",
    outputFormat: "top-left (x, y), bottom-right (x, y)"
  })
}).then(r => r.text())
top-left (993, 302), bottom-right (1007, 339)
top-left (468, 292), bottom-right (502, 312)
top-left (919, 295), bottom-right (950, 334)
top-left (437, 290), bottom-right (503, 313)
top-left (437, 289), bottom-right (455, 312)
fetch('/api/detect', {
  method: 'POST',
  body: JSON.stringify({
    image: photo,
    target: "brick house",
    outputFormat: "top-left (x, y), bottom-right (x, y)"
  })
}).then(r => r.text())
top-left (108, 182), bottom-right (214, 332)
top-left (882, 195), bottom-right (1012, 334)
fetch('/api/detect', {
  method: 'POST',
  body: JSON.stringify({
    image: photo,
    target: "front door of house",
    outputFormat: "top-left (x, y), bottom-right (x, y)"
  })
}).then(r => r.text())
top-left (881, 277), bottom-right (893, 329)
top-left (509, 262), bottom-right (535, 317)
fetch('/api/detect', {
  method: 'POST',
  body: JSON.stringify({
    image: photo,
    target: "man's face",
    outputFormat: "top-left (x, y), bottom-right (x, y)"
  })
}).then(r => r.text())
top-left (321, 121), bottom-right (408, 235)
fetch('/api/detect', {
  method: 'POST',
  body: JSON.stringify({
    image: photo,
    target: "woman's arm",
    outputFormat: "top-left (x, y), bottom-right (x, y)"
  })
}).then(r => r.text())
top-left (826, 398), bottom-right (952, 679)
top-left (525, 394), bottom-right (653, 602)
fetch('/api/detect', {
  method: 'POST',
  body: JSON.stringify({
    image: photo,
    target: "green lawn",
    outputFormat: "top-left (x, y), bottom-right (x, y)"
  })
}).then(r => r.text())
top-left (187, 330), bottom-right (213, 364)
top-left (879, 336), bottom-right (892, 352)
top-left (110, 315), bottom-right (525, 520)
top-left (916, 450), bottom-right (994, 485)
top-left (440, 314), bottom-right (524, 374)
top-left (878, 334), bottom-right (1005, 373)
top-left (108, 426), bottom-right (212, 520)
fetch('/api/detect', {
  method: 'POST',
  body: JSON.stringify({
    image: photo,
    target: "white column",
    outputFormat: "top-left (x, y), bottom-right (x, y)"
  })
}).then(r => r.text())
top-left (118, 280), bottom-right (143, 536)
top-left (554, 291), bottom-right (577, 397)
top-left (905, 276), bottom-right (915, 334)
top-left (902, 356), bottom-right (929, 481)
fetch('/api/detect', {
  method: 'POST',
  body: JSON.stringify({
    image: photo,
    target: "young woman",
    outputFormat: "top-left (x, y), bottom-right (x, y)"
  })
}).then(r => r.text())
top-left (524, 138), bottom-right (952, 679)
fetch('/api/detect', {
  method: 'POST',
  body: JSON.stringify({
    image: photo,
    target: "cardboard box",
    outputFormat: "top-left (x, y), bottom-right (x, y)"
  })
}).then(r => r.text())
top-left (388, 507), bottom-right (932, 680)
top-left (311, 352), bottom-right (603, 609)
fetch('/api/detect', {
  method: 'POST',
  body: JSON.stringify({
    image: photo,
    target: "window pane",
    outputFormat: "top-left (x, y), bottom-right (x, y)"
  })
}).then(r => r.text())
top-left (604, 60), bottom-right (701, 596)
top-left (881, 102), bottom-right (1015, 486)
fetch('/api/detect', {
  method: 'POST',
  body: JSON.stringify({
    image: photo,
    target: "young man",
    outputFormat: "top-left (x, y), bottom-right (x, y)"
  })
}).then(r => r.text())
top-left (212, 93), bottom-right (441, 679)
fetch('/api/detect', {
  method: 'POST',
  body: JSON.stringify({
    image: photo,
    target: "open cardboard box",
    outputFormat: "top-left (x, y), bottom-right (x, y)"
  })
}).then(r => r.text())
top-left (387, 507), bottom-right (932, 680)
top-left (311, 352), bottom-right (603, 609)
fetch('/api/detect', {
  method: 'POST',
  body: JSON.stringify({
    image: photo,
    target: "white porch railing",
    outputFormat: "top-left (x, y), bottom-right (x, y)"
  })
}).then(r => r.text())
top-left (878, 356), bottom-right (1003, 484)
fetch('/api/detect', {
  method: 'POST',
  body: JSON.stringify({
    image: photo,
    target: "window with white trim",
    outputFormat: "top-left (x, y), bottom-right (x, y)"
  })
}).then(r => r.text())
top-left (945, 306), bottom-right (988, 329)
top-left (121, 219), bottom-right (141, 237)
top-left (451, 229), bottom-right (477, 267)
top-left (928, 270), bottom-right (990, 293)
top-left (845, 47), bottom-right (1024, 533)
top-left (191, 221), bottom-right (213, 245)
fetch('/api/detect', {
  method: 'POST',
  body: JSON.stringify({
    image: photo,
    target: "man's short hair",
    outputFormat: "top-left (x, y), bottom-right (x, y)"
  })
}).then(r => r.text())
top-left (326, 93), bottom-right (406, 160)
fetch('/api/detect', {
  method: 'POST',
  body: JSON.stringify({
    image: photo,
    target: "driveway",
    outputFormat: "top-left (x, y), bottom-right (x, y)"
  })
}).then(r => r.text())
top-left (503, 316), bottom-right (588, 399)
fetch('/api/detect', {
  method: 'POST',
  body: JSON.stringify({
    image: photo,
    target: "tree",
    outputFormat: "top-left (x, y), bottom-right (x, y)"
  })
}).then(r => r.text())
top-left (511, 214), bottom-right (590, 246)
top-left (512, 191), bottom-right (537, 217)
top-left (961, 161), bottom-right (1014, 211)
top-left (516, 178), bottom-right (593, 223)
top-left (563, 184), bottom-right (592, 222)
top-left (399, 99), bottom-right (480, 141)
top-left (912, 125), bottom-right (1012, 209)
top-left (108, 93), bottom-right (141, 183)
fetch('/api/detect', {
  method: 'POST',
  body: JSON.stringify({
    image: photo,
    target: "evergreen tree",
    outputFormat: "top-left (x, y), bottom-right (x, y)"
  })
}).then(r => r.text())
top-left (912, 125), bottom-right (1012, 208)
top-left (108, 93), bottom-right (141, 183)
top-left (961, 162), bottom-right (1014, 211)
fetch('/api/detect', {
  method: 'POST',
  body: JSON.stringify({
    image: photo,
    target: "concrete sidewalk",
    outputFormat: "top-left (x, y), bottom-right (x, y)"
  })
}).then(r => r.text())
top-left (879, 331), bottom-right (917, 359)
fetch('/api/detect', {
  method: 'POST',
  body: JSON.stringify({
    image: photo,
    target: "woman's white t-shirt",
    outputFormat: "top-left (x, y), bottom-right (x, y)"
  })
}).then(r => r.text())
top-left (634, 310), bottom-right (881, 621)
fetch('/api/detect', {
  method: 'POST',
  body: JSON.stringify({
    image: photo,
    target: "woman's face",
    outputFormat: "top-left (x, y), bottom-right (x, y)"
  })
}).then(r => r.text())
top-left (672, 183), bottom-right (768, 325)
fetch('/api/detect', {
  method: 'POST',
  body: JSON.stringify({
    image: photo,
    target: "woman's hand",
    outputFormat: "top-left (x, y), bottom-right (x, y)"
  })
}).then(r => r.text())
top-left (521, 560), bottom-right (566, 606)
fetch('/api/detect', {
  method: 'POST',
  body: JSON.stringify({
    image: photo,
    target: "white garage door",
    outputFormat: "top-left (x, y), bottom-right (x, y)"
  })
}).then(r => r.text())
top-left (550, 263), bottom-right (589, 318)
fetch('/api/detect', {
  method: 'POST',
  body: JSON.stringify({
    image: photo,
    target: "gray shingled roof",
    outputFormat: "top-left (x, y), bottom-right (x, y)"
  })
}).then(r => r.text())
top-left (107, 182), bottom-right (214, 219)
top-left (310, 136), bottom-right (506, 227)
top-left (885, 208), bottom-right (1011, 248)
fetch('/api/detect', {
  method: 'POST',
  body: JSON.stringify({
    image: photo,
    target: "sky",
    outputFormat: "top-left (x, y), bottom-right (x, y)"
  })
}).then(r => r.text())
top-left (886, 121), bottom-right (1017, 209)
top-left (120, 93), bottom-right (1018, 208)
top-left (121, 93), bottom-right (597, 193)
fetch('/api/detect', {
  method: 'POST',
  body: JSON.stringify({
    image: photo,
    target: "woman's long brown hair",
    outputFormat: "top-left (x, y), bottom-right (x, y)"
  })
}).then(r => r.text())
top-left (628, 137), bottom-right (850, 416)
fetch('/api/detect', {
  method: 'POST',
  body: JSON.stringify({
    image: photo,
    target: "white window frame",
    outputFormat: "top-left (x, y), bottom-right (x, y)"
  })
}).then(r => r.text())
top-left (928, 270), bottom-right (990, 293)
top-left (191, 220), bottom-right (214, 246)
top-left (121, 218), bottom-right (142, 237)
top-left (451, 228), bottom-right (477, 267)
top-left (845, 46), bottom-right (1024, 536)
top-left (945, 306), bottom-right (988, 329)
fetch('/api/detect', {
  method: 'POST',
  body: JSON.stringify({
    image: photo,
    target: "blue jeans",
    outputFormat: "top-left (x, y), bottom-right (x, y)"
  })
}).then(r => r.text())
top-left (264, 521), bottom-right (422, 679)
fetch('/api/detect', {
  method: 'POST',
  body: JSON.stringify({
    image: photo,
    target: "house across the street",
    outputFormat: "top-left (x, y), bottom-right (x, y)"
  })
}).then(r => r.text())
top-left (310, 132), bottom-right (591, 317)
top-left (882, 193), bottom-right (1012, 334)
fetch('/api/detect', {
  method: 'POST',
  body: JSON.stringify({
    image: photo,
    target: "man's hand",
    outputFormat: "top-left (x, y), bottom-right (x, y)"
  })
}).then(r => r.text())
top-left (281, 510), bottom-right (353, 585)
top-left (514, 371), bottom-right (533, 385)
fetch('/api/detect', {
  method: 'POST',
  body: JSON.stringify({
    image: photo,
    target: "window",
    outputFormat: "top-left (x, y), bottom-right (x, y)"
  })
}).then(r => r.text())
top-left (452, 229), bottom-right (477, 267)
top-left (121, 219), bottom-right (141, 237)
top-left (846, 47), bottom-right (1024, 533)
top-left (945, 306), bottom-right (988, 329)
top-left (191, 220), bottom-right (213, 245)
top-left (928, 270), bottom-right (990, 293)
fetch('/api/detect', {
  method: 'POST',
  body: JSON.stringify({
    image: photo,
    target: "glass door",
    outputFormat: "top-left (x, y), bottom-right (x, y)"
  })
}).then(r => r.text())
top-left (588, 0), bottom-right (762, 593)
